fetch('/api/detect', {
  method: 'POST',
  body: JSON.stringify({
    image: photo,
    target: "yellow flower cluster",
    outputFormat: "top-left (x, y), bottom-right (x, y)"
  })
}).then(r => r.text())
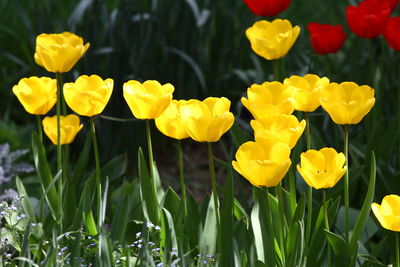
top-left (122, 79), bottom-right (234, 143)
top-left (12, 32), bottom-right (114, 144)
top-left (11, 28), bottom-right (375, 193)
top-left (234, 18), bottom-right (375, 189)
top-left (233, 72), bottom-right (375, 189)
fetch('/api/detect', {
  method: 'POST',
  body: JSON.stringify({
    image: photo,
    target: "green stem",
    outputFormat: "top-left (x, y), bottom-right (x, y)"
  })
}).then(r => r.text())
top-left (36, 115), bottom-right (43, 142)
top-left (263, 187), bottom-right (275, 264)
top-left (146, 120), bottom-right (155, 186)
top-left (343, 125), bottom-right (349, 244)
top-left (304, 113), bottom-right (311, 150)
top-left (323, 190), bottom-right (329, 230)
top-left (90, 117), bottom-right (102, 230)
top-left (323, 189), bottom-right (331, 267)
top-left (178, 140), bottom-right (187, 216)
top-left (396, 233), bottom-right (400, 267)
top-left (304, 112), bottom-right (313, 254)
top-left (276, 181), bottom-right (287, 256)
top-left (55, 72), bottom-right (63, 228)
top-left (56, 74), bottom-right (66, 115)
top-left (207, 143), bottom-right (221, 242)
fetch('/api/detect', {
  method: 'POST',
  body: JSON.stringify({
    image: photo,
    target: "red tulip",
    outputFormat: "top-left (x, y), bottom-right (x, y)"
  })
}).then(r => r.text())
top-left (346, 0), bottom-right (391, 38)
top-left (307, 23), bottom-right (346, 55)
top-left (384, 17), bottom-right (400, 50)
top-left (385, 0), bottom-right (399, 11)
top-left (243, 0), bottom-right (291, 17)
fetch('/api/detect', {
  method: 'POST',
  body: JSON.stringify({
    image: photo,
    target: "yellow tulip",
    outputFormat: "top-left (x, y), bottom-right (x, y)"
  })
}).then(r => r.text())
top-left (63, 75), bottom-right (114, 117)
top-left (241, 81), bottom-right (294, 120)
top-left (34, 32), bottom-right (90, 73)
top-left (155, 100), bottom-right (189, 140)
top-left (371, 195), bottom-right (400, 232)
top-left (232, 139), bottom-right (291, 187)
top-left (246, 19), bottom-right (300, 60)
top-left (12, 76), bottom-right (57, 115)
top-left (284, 74), bottom-right (330, 112)
top-left (297, 147), bottom-right (347, 189)
top-left (179, 97), bottom-right (234, 142)
top-left (123, 80), bottom-right (174, 119)
top-left (251, 114), bottom-right (306, 149)
top-left (320, 82), bottom-right (375, 125)
top-left (42, 114), bottom-right (83, 145)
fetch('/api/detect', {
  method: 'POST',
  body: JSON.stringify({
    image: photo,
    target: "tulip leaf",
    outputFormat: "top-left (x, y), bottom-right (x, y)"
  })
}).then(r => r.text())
top-left (185, 195), bottom-right (201, 248)
top-left (358, 254), bottom-right (386, 267)
top-left (82, 185), bottom-right (98, 236)
top-left (308, 197), bottom-right (340, 267)
top-left (138, 147), bottom-right (160, 225)
top-left (199, 192), bottom-right (218, 256)
top-left (286, 220), bottom-right (304, 267)
top-left (349, 152), bottom-right (376, 253)
top-left (324, 229), bottom-right (351, 265)
top-left (111, 181), bottom-right (132, 242)
top-left (234, 198), bottom-right (250, 228)
top-left (99, 177), bottom-right (109, 226)
top-left (31, 132), bottom-right (59, 221)
top-left (251, 188), bottom-right (276, 265)
top-left (161, 187), bottom-right (181, 222)
top-left (152, 161), bottom-right (165, 203)
top-left (99, 231), bottom-right (113, 266)
top-left (291, 193), bottom-right (306, 224)
top-left (72, 130), bottom-right (92, 183)
top-left (162, 208), bottom-right (178, 252)
top-left (15, 176), bottom-right (34, 220)
top-left (220, 169), bottom-right (234, 267)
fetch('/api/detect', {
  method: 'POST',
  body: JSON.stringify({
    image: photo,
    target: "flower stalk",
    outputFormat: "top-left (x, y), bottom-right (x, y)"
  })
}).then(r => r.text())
top-left (304, 112), bottom-right (313, 253)
top-left (146, 120), bottom-right (156, 194)
top-left (36, 115), bottom-right (43, 141)
top-left (323, 189), bottom-right (331, 267)
top-left (55, 72), bottom-right (63, 227)
top-left (178, 140), bottom-right (187, 216)
top-left (343, 125), bottom-right (349, 244)
top-left (207, 143), bottom-right (221, 239)
top-left (89, 117), bottom-right (102, 230)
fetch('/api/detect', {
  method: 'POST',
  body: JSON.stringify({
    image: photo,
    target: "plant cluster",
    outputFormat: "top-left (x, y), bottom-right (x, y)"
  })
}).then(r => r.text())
top-left (2, 0), bottom-right (400, 266)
